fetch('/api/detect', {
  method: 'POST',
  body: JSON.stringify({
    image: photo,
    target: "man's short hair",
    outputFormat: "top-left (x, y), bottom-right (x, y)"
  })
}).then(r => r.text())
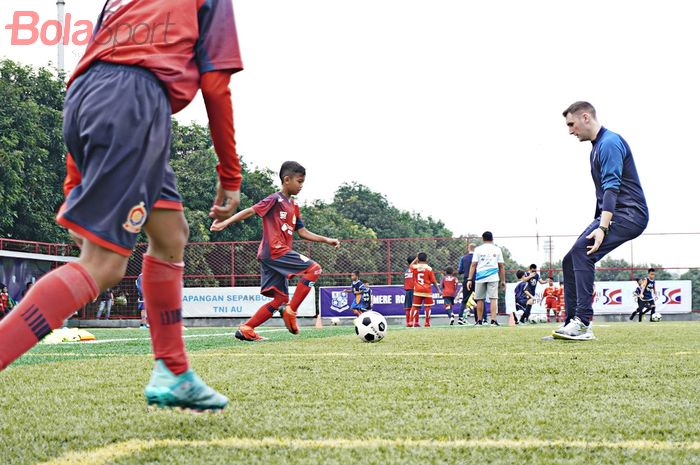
top-left (279, 161), bottom-right (306, 182)
top-left (516, 270), bottom-right (525, 279)
top-left (468, 243), bottom-right (477, 251)
top-left (482, 231), bottom-right (493, 242)
top-left (417, 252), bottom-right (428, 262)
top-left (529, 264), bottom-right (537, 270)
top-left (648, 268), bottom-right (655, 273)
top-left (562, 101), bottom-right (596, 119)
top-left (407, 256), bottom-right (415, 265)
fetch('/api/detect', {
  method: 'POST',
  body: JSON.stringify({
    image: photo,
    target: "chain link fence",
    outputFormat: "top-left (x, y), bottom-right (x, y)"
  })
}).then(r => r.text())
top-left (2, 233), bottom-right (699, 318)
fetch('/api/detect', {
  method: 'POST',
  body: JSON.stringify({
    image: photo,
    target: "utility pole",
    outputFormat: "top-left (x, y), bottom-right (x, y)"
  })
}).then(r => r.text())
top-left (57, 0), bottom-right (66, 73)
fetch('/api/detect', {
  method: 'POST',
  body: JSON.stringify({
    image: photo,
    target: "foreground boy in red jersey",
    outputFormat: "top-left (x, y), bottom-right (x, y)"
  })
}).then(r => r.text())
top-left (0, 0), bottom-right (244, 412)
top-left (211, 162), bottom-right (340, 341)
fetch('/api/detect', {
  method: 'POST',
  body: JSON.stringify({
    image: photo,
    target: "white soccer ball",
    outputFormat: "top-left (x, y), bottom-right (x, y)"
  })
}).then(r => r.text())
top-left (354, 311), bottom-right (387, 343)
top-left (651, 313), bottom-right (662, 322)
top-left (529, 317), bottom-right (538, 324)
top-left (330, 317), bottom-right (341, 326)
top-left (536, 314), bottom-right (549, 324)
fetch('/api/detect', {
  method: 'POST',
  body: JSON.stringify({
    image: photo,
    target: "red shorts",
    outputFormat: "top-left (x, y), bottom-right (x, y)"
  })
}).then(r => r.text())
top-left (545, 298), bottom-right (558, 310)
top-left (412, 295), bottom-right (434, 307)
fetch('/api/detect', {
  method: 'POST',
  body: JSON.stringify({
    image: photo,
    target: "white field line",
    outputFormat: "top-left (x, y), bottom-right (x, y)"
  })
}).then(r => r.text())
top-left (67, 328), bottom-right (288, 345)
top-left (39, 437), bottom-right (700, 465)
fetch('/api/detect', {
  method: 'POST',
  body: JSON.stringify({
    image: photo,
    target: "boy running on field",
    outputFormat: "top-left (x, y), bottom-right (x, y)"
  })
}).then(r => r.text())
top-left (403, 256), bottom-right (415, 327)
top-left (440, 267), bottom-right (459, 325)
top-left (344, 271), bottom-right (370, 316)
top-left (410, 253), bottom-right (441, 327)
top-left (211, 161), bottom-right (340, 341)
top-left (542, 277), bottom-right (560, 323)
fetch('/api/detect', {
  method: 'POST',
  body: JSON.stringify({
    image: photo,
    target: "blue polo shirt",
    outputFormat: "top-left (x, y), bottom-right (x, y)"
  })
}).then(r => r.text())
top-left (590, 127), bottom-right (648, 222)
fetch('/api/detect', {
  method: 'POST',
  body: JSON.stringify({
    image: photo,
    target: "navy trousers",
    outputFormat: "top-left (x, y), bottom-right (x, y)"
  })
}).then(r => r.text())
top-left (563, 213), bottom-right (648, 325)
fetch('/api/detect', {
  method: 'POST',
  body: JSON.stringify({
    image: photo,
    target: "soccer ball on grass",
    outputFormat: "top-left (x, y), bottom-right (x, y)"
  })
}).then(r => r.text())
top-left (354, 311), bottom-right (387, 343)
top-left (650, 313), bottom-right (662, 322)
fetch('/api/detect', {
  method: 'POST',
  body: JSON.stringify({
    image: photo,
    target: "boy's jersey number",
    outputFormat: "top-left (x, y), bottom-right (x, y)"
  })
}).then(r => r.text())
top-left (416, 273), bottom-right (425, 286)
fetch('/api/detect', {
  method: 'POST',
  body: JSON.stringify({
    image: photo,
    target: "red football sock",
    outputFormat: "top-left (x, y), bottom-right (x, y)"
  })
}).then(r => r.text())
top-left (0, 263), bottom-right (98, 370)
top-left (288, 263), bottom-right (321, 312)
top-left (413, 308), bottom-right (420, 325)
top-left (405, 309), bottom-right (410, 325)
top-left (425, 308), bottom-right (431, 325)
top-left (289, 282), bottom-right (312, 312)
top-left (142, 254), bottom-right (188, 375)
top-left (245, 295), bottom-right (287, 329)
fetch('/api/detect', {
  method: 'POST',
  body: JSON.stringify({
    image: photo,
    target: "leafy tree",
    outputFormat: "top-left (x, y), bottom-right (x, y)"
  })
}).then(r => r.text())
top-left (332, 183), bottom-right (452, 238)
top-left (0, 60), bottom-right (70, 242)
top-left (680, 269), bottom-right (700, 310)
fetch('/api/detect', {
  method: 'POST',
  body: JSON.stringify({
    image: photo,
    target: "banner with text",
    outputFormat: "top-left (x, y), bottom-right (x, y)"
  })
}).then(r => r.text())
top-left (319, 285), bottom-right (489, 318)
top-left (182, 287), bottom-right (315, 318)
top-left (504, 280), bottom-right (692, 315)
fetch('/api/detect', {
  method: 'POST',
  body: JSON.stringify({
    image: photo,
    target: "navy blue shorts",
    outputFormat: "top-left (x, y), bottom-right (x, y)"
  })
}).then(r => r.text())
top-left (260, 251), bottom-right (317, 298)
top-left (58, 62), bottom-right (183, 256)
top-left (443, 296), bottom-right (455, 306)
top-left (404, 290), bottom-right (414, 309)
top-left (351, 301), bottom-right (369, 312)
top-left (516, 299), bottom-right (528, 311)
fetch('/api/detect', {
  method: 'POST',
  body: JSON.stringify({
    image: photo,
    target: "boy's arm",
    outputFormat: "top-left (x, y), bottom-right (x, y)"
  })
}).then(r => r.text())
top-left (210, 207), bottom-right (256, 231)
top-left (467, 262), bottom-right (477, 289)
top-left (499, 263), bottom-right (506, 289)
top-left (296, 228), bottom-right (340, 248)
top-left (201, 71), bottom-right (242, 221)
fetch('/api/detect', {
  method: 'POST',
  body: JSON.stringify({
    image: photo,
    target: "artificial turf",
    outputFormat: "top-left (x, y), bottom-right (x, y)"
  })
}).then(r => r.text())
top-left (1, 322), bottom-right (699, 465)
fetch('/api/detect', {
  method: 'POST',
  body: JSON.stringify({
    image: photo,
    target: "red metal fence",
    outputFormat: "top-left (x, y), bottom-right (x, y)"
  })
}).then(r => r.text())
top-left (2, 233), bottom-right (698, 318)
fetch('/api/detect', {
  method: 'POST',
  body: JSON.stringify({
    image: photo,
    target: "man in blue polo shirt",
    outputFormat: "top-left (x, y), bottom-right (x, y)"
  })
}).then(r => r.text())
top-left (554, 102), bottom-right (649, 341)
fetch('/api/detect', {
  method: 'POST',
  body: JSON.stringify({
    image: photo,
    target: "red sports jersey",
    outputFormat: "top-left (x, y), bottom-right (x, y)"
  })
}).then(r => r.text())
top-left (253, 193), bottom-right (305, 260)
top-left (411, 263), bottom-right (437, 298)
top-left (440, 275), bottom-right (458, 297)
top-left (543, 287), bottom-right (558, 300)
top-left (68, 0), bottom-right (243, 114)
top-left (403, 268), bottom-right (414, 290)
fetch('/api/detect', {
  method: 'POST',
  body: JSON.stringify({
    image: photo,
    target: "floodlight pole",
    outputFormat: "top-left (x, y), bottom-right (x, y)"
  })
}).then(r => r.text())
top-left (57, 0), bottom-right (66, 73)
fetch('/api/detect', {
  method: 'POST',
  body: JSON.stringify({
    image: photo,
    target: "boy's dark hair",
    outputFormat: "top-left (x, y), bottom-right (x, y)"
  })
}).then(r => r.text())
top-left (352, 270), bottom-right (360, 278)
top-left (417, 252), bottom-right (428, 262)
top-left (548, 276), bottom-right (553, 281)
top-left (407, 256), bottom-right (415, 265)
top-left (529, 264), bottom-right (537, 270)
top-left (445, 267), bottom-right (453, 275)
top-left (279, 161), bottom-right (306, 182)
top-left (516, 270), bottom-right (525, 279)
top-left (482, 231), bottom-right (493, 241)
top-left (648, 268), bottom-right (655, 273)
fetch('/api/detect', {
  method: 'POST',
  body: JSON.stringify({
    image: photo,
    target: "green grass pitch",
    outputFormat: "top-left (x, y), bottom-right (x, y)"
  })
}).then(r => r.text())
top-left (1, 322), bottom-right (700, 465)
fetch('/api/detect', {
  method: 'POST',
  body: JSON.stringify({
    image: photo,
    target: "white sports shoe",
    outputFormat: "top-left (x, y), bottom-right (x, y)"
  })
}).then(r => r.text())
top-left (552, 317), bottom-right (595, 341)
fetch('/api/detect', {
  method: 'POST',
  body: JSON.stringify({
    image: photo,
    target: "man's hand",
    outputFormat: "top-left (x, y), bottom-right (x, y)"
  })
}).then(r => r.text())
top-left (501, 281), bottom-right (507, 291)
top-left (326, 238), bottom-right (341, 249)
top-left (466, 281), bottom-right (472, 291)
top-left (209, 185), bottom-right (240, 221)
top-left (586, 228), bottom-right (606, 255)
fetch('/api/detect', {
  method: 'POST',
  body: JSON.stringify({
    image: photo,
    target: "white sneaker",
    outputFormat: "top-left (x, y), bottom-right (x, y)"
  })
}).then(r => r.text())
top-left (552, 317), bottom-right (595, 341)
